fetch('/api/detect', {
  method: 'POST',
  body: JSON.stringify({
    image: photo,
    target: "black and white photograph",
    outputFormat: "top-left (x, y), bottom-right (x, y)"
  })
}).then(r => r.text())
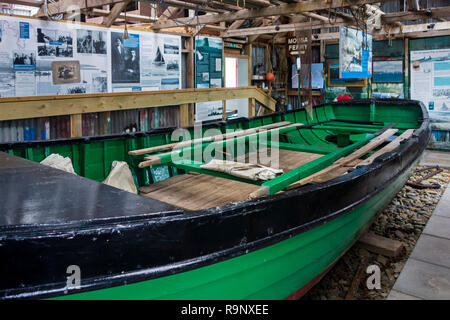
top-left (37, 28), bottom-right (56, 44)
top-left (166, 59), bottom-right (179, 71)
top-left (58, 83), bottom-right (87, 95)
top-left (56, 31), bottom-right (73, 45)
top-left (92, 74), bottom-right (107, 93)
top-left (13, 51), bottom-right (36, 66)
top-left (92, 31), bottom-right (107, 54)
top-left (77, 29), bottom-right (93, 54)
top-left (37, 45), bottom-right (56, 57)
top-left (164, 43), bottom-right (179, 55)
top-left (56, 45), bottom-right (73, 57)
top-left (111, 32), bottom-right (140, 83)
top-left (51, 60), bottom-right (80, 84)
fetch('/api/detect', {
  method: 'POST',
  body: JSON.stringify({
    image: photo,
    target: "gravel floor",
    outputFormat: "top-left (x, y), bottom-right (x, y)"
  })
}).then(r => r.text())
top-left (302, 165), bottom-right (450, 300)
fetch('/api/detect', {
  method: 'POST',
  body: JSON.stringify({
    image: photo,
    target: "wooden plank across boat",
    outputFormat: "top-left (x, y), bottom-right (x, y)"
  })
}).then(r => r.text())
top-left (0, 99), bottom-right (430, 300)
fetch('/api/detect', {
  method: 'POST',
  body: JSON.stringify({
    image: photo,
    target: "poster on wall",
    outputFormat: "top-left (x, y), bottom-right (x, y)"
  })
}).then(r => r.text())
top-left (112, 31), bottom-right (181, 92)
top-left (141, 32), bottom-right (181, 90)
top-left (0, 15), bottom-right (110, 96)
top-left (339, 27), bottom-right (372, 79)
top-left (111, 32), bottom-right (140, 85)
top-left (372, 59), bottom-right (403, 83)
top-left (195, 36), bottom-right (223, 122)
top-left (411, 49), bottom-right (450, 129)
top-left (0, 14), bottom-right (182, 98)
top-left (292, 61), bottom-right (323, 89)
top-left (328, 62), bottom-right (365, 87)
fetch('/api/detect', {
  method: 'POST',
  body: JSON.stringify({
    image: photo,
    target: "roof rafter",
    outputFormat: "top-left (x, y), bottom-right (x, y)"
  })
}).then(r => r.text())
top-left (103, 0), bottom-right (131, 27)
top-left (222, 5), bottom-right (450, 38)
top-left (151, 0), bottom-right (389, 29)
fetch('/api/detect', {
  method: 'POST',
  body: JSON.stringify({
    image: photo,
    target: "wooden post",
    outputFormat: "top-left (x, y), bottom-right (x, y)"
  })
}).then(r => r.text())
top-left (70, 114), bottom-right (83, 137)
top-left (222, 100), bottom-right (227, 120)
top-left (102, 111), bottom-right (111, 134)
top-left (404, 38), bottom-right (409, 99)
top-left (181, 36), bottom-right (195, 127)
top-left (222, 38), bottom-right (226, 120)
top-left (248, 98), bottom-right (256, 118)
top-left (245, 43), bottom-right (255, 118)
top-left (180, 103), bottom-right (190, 127)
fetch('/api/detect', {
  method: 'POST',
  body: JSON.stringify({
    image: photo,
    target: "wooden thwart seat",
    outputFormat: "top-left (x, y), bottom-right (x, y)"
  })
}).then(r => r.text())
top-left (286, 129), bottom-right (414, 190)
top-left (140, 149), bottom-right (322, 210)
top-left (129, 121), bottom-right (293, 157)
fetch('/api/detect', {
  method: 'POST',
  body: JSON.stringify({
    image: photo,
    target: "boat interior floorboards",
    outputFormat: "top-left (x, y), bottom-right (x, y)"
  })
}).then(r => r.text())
top-left (140, 149), bottom-right (323, 211)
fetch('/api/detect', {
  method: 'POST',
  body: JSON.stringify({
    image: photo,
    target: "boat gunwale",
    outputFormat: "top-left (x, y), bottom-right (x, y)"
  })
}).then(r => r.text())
top-left (0, 98), bottom-right (429, 232)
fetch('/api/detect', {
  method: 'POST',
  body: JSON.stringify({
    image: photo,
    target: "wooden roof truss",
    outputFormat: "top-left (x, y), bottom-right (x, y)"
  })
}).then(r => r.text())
top-left (26, 0), bottom-right (450, 41)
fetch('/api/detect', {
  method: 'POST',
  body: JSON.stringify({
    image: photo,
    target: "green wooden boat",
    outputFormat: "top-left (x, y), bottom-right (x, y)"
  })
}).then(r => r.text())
top-left (0, 99), bottom-right (430, 299)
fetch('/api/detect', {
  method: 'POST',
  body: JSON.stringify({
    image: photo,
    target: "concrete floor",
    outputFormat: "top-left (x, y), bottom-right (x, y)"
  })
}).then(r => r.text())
top-left (388, 170), bottom-right (450, 299)
top-left (420, 150), bottom-right (450, 169)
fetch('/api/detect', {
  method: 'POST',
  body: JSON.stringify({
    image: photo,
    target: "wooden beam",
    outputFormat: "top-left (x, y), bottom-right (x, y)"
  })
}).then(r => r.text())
top-left (91, 8), bottom-right (157, 23)
top-left (130, 121), bottom-right (292, 156)
top-left (382, 6), bottom-right (450, 25)
top-left (225, 20), bottom-right (450, 40)
top-left (223, 20), bottom-right (344, 37)
top-left (151, 0), bottom-right (388, 29)
top-left (37, 0), bottom-right (125, 17)
top-left (223, 5), bottom-right (450, 38)
top-left (203, 24), bottom-right (226, 31)
top-left (2, 0), bottom-right (42, 7)
top-left (139, 123), bottom-right (304, 168)
top-left (0, 87), bottom-right (276, 121)
top-left (228, 19), bottom-right (246, 30)
top-left (103, 0), bottom-right (131, 27)
top-left (186, 0), bottom-right (242, 11)
top-left (70, 114), bottom-right (82, 138)
top-left (241, 0), bottom-right (272, 7)
top-left (358, 232), bottom-right (404, 257)
top-left (300, 12), bottom-right (329, 22)
top-left (355, 129), bottom-right (415, 167)
top-left (160, 0), bottom-right (227, 13)
top-left (183, 36), bottom-right (195, 127)
top-left (345, 256), bottom-right (368, 300)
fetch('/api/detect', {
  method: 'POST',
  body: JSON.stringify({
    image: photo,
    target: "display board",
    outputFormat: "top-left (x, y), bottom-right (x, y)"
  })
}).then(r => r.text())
top-left (372, 83), bottom-right (404, 99)
top-left (0, 14), bottom-right (181, 98)
top-left (339, 27), bottom-right (372, 79)
top-left (292, 61), bottom-right (323, 89)
top-left (372, 59), bottom-right (403, 83)
top-left (411, 49), bottom-right (450, 129)
top-left (328, 62), bottom-right (366, 87)
top-left (194, 36), bottom-right (223, 122)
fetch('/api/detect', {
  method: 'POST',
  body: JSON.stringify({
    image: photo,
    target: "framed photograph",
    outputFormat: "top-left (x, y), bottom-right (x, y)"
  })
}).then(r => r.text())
top-left (328, 62), bottom-right (366, 87)
top-left (52, 60), bottom-right (81, 85)
top-left (372, 59), bottom-right (403, 83)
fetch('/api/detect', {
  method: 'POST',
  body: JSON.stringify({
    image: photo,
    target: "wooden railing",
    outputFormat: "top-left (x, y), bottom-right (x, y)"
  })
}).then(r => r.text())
top-left (0, 87), bottom-right (277, 138)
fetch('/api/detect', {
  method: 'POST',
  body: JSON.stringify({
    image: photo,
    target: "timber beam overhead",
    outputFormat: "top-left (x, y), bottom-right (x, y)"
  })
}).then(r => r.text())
top-left (31, 0), bottom-right (450, 41)
top-left (150, 0), bottom-right (389, 29)
top-left (221, 6), bottom-right (450, 38)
